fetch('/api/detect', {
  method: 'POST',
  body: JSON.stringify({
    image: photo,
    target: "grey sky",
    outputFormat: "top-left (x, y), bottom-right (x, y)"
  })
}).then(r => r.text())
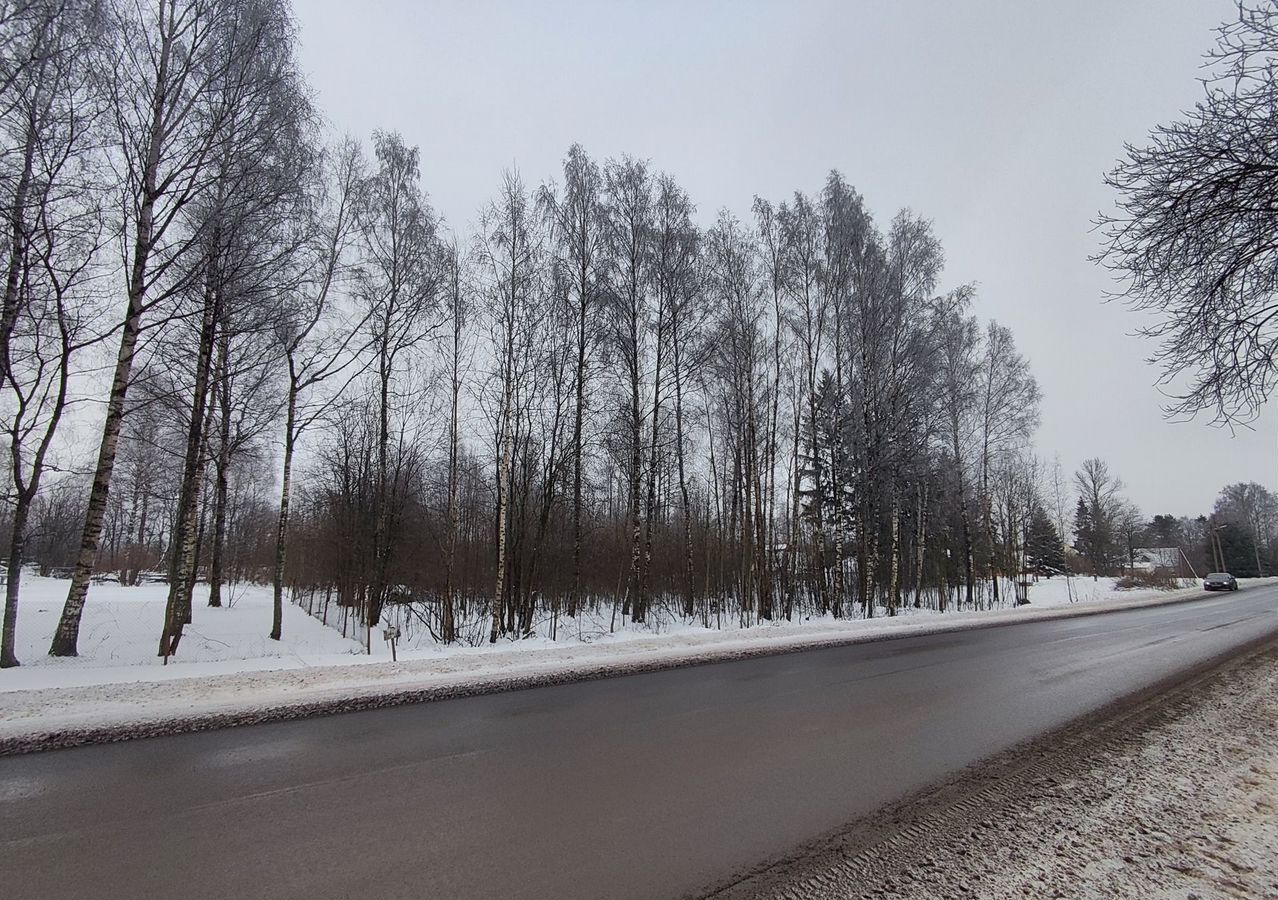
top-left (294, 0), bottom-right (1275, 517)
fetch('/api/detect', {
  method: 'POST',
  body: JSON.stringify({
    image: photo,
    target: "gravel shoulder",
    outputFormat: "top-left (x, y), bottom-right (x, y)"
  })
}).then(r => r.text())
top-left (702, 637), bottom-right (1278, 900)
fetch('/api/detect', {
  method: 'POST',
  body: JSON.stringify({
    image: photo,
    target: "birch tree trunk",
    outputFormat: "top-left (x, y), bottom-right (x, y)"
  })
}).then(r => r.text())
top-left (49, 199), bottom-right (152, 657)
top-left (0, 92), bottom-right (39, 394)
top-left (913, 484), bottom-right (928, 609)
top-left (673, 332), bottom-right (695, 617)
top-left (888, 498), bottom-right (901, 615)
top-left (207, 335), bottom-right (231, 608)
top-left (953, 424), bottom-right (976, 608)
top-left (490, 399), bottom-right (512, 643)
top-left (0, 502), bottom-right (31, 667)
top-left (442, 274), bottom-right (461, 643)
top-left (626, 309), bottom-right (643, 622)
top-left (639, 309), bottom-right (663, 620)
top-left (160, 249), bottom-right (221, 660)
top-left (271, 379), bottom-right (296, 641)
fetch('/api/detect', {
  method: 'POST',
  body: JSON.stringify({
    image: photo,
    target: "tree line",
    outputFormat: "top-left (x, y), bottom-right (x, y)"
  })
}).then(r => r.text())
top-left (1057, 460), bottom-right (1277, 581)
top-left (0, 0), bottom-right (1269, 666)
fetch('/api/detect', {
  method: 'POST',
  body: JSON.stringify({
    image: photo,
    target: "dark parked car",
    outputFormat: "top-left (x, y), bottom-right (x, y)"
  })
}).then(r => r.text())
top-left (1203, 572), bottom-right (1238, 591)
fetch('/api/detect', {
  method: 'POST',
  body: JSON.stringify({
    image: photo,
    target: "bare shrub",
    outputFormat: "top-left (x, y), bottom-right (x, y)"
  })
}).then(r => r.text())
top-left (1114, 568), bottom-right (1181, 591)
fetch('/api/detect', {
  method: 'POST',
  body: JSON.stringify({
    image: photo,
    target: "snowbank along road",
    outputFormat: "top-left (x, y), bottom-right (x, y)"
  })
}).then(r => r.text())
top-left (0, 577), bottom-right (1232, 752)
top-left (1, 584), bottom-right (1274, 900)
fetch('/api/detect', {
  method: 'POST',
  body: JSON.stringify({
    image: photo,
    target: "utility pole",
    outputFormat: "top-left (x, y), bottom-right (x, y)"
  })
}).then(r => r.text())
top-left (1210, 521), bottom-right (1228, 572)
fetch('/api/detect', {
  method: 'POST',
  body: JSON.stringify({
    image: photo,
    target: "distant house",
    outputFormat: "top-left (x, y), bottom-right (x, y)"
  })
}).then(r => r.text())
top-left (1131, 547), bottom-right (1180, 572)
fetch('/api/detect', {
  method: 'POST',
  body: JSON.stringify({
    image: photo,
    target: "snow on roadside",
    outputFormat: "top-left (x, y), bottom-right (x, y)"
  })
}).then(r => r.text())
top-left (4, 573), bottom-right (1205, 686)
top-left (5, 575), bottom-right (368, 689)
top-left (2, 574), bottom-right (1268, 751)
top-left (875, 646), bottom-right (1278, 900)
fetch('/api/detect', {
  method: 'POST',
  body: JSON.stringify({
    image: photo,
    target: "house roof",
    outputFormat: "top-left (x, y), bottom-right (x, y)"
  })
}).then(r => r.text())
top-left (1133, 547), bottom-right (1180, 567)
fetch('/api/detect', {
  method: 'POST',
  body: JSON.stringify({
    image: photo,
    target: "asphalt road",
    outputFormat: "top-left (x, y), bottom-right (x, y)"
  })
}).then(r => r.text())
top-left (2, 586), bottom-right (1275, 900)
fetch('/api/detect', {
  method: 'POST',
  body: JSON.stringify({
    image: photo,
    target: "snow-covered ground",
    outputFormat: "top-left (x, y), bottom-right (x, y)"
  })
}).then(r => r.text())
top-left (968, 651), bottom-right (1278, 900)
top-left (3, 572), bottom-right (1201, 684)
top-left (845, 646), bottom-right (1278, 900)
top-left (0, 573), bottom-right (1260, 751)
top-left (5, 575), bottom-right (368, 687)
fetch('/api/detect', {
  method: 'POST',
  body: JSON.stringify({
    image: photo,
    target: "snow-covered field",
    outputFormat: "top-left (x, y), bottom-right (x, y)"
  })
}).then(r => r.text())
top-left (6, 576), bottom-right (368, 687)
top-left (0, 573), bottom-right (1256, 751)
top-left (3, 573), bottom-right (1203, 690)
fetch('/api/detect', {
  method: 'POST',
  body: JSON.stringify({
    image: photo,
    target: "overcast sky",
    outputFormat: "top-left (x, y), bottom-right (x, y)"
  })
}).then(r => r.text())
top-left (293, 0), bottom-right (1275, 517)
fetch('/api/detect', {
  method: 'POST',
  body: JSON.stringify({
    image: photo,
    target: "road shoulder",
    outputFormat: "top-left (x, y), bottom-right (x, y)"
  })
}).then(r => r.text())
top-left (700, 637), bottom-right (1278, 900)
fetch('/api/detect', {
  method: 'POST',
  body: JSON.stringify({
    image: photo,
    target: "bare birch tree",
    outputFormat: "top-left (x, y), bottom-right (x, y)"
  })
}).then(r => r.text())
top-left (355, 129), bottom-right (441, 646)
top-left (602, 156), bottom-right (653, 622)
top-left (0, 0), bottom-right (110, 666)
top-left (538, 144), bottom-right (605, 617)
top-left (475, 169), bottom-right (544, 642)
top-left (270, 137), bottom-right (368, 640)
top-left (52, 0), bottom-right (293, 657)
top-left (159, 0), bottom-right (311, 659)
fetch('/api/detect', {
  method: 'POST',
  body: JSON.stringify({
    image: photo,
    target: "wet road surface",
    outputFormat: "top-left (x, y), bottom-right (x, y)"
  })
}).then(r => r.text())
top-left (2, 585), bottom-right (1274, 900)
